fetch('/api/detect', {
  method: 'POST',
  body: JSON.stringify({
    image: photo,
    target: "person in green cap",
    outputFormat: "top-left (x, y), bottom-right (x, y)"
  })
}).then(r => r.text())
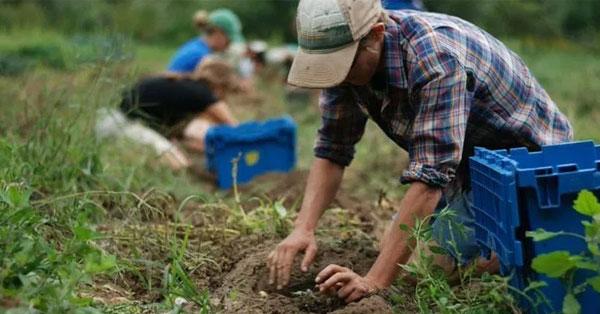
top-left (166, 8), bottom-right (244, 75)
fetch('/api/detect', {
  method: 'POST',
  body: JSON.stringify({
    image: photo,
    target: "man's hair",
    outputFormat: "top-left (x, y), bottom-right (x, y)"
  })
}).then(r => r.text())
top-left (191, 58), bottom-right (238, 93)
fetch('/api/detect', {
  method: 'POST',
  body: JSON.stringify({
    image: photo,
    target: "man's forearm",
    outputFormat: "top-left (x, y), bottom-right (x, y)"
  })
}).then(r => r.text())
top-left (294, 158), bottom-right (345, 232)
top-left (365, 182), bottom-right (442, 288)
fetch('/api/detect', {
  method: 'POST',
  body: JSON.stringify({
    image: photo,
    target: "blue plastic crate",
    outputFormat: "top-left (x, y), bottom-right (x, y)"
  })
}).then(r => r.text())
top-left (596, 145), bottom-right (600, 169)
top-left (470, 141), bottom-right (600, 313)
top-left (205, 116), bottom-right (296, 189)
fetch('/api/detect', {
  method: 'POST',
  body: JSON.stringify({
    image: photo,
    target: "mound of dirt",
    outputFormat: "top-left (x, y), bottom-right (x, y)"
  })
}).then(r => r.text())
top-left (238, 170), bottom-right (309, 209)
top-left (215, 239), bottom-right (393, 314)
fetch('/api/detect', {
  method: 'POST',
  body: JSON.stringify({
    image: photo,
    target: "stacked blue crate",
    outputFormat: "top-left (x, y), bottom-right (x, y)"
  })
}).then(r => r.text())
top-left (205, 116), bottom-right (296, 189)
top-left (470, 141), bottom-right (600, 313)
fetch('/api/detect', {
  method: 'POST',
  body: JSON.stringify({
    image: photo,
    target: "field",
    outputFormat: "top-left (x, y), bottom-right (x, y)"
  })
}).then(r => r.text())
top-left (1, 28), bottom-right (599, 314)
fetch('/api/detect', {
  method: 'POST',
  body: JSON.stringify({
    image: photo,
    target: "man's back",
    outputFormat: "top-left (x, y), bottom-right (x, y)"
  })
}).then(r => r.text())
top-left (389, 10), bottom-right (572, 152)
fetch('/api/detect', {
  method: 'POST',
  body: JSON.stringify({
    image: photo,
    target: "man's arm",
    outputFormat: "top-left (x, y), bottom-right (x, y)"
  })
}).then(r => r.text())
top-left (363, 40), bottom-right (470, 291)
top-left (268, 86), bottom-right (367, 290)
top-left (365, 181), bottom-right (442, 287)
top-left (315, 182), bottom-right (442, 302)
top-left (268, 157), bottom-right (345, 289)
top-left (294, 158), bottom-right (345, 232)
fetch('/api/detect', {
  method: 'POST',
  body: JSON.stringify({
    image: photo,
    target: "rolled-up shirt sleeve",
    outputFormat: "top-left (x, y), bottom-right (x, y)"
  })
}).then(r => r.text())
top-left (314, 86), bottom-right (368, 167)
top-left (401, 47), bottom-right (471, 188)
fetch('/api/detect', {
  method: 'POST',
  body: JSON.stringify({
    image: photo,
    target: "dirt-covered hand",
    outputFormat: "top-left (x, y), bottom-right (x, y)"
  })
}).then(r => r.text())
top-left (267, 229), bottom-right (317, 290)
top-left (315, 264), bottom-right (380, 303)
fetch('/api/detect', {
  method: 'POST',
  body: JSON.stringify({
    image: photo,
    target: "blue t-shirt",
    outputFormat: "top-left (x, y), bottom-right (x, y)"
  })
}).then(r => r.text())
top-left (167, 38), bottom-right (211, 73)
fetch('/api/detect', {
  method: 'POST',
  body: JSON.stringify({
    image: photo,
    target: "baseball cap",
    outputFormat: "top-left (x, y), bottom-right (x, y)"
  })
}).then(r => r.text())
top-left (208, 9), bottom-right (245, 43)
top-left (287, 0), bottom-right (383, 88)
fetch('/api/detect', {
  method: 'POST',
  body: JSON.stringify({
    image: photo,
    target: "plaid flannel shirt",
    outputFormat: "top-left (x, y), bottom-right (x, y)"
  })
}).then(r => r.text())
top-left (314, 10), bottom-right (573, 196)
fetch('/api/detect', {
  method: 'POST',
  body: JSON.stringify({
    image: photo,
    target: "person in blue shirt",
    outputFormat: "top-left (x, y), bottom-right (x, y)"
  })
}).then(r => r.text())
top-left (167, 9), bottom-right (244, 75)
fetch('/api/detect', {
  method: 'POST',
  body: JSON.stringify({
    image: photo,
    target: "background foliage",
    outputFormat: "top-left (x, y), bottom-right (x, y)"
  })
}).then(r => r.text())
top-left (1, 0), bottom-right (599, 313)
top-left (0, 0), bottom-right (599, 46)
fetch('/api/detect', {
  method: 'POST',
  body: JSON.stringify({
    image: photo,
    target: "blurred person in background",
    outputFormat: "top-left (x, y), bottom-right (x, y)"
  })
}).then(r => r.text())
top-left (234, 40), bottom-right (268, 95)
top-left (96, 60), bottom-right (239, 170)
top-left (241, 40), bottom-right (268, 77)
top-left (166, 9), bottom-right (244, 77)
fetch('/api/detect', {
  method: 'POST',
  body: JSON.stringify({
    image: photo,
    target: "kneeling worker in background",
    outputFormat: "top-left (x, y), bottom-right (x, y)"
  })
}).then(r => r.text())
top-left (166, 9), bottom-right (244, 77)
top-left (96, 60), bottom-right (239, 170)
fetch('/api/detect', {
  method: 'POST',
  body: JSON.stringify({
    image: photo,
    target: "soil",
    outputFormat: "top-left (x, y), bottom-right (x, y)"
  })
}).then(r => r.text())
top-left (98, 171), bottom-right (402, 313)
top-left (215, 239), bottom-right (394, 314)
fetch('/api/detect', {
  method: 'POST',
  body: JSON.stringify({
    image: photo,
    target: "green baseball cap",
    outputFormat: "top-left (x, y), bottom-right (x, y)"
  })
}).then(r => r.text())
top-left (208, 9), bottom-right (244, 43)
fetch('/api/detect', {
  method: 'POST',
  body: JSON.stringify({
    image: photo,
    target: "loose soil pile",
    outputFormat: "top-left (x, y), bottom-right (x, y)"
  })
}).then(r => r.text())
top-left (215, 239), bottom-right (394, 314)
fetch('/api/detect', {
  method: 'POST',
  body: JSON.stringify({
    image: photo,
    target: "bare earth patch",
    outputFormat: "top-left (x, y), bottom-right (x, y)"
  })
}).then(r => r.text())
top-left (215, 239), bottom-right (394, 314)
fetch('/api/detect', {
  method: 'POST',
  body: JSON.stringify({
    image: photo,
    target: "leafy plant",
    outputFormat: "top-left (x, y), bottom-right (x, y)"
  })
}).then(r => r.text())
top-left (231, 196), bottom-right (294, 237)
top-left (0, 185), bottom-right (116, 313)
top-left (526, 190), bottom-right (600, 313)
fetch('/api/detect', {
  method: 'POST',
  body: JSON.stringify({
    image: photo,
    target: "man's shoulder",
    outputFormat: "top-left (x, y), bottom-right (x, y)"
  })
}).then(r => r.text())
top-left (389, 11), bottom-right (492, 64)
top-left (388, 11), bottom-right (482, 45)
top-left (389, 11), bottom-right (477, 31)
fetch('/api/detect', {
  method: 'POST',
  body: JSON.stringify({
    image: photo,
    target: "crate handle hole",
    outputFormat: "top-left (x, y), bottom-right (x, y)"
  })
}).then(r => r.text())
top-left (534, 167), bottom-right (553, 176)
top-left (596, 161), bottom-right (600, 172)
top-left (557, 164), bottom-right (578, 173)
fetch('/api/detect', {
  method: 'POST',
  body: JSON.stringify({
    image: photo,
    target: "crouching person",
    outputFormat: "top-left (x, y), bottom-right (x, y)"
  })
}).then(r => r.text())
top-left (267, 0), bottom-right (573, 303)
top-left (96, 60), bottom-right (239, 170)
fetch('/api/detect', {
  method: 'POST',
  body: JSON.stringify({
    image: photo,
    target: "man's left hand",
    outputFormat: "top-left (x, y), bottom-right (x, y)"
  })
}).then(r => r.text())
top-left (315, 264), bottom-right (381, 303)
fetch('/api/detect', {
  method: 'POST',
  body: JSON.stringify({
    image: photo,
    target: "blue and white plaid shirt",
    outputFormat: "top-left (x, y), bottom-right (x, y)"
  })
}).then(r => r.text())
top-left (314, 10), bottom-right (573, 196)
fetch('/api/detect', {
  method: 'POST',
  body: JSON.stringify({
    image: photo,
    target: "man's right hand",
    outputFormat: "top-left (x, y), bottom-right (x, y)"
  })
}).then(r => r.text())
top-left (267, 228), bottom-right (318, 290)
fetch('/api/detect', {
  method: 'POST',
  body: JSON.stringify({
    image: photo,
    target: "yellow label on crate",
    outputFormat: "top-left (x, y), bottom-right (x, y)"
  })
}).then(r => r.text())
top-left (245, 151), bottom-right (260, 166)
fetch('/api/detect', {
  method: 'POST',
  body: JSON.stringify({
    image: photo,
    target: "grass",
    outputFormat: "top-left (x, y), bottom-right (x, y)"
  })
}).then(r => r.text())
top-left (0, 29), bottom-right (599, 313)
top-left (503, 38), bottom-right (600, 142)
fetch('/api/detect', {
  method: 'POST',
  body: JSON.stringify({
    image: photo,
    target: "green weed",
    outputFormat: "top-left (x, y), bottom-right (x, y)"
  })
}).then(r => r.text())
top-left (395, 208), bottom-right (517, 314)
top-left (526, 190), bottom-right (600, 313)
top-left (0, 184), bottom-right (116, 313)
